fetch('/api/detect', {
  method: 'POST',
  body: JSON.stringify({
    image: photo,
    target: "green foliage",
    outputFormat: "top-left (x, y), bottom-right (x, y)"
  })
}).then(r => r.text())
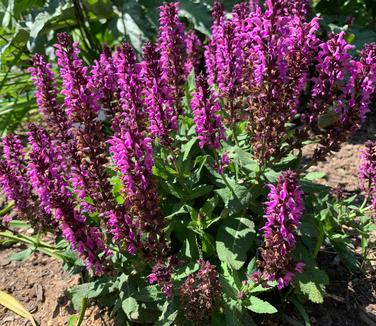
top-left (216, 217), bottom-right (256, 270)
top-left (245, 296), bottom-right (278, 314)
top-left (293, 265), bottom-right (329, 304)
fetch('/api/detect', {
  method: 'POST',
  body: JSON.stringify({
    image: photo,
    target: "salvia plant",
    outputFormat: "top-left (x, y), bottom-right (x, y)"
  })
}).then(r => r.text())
top-left (0, 1), bottom-right (375, 324)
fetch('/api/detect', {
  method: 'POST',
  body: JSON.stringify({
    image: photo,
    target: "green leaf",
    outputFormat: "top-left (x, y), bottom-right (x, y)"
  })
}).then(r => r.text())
top-left (133, 285), bottom-right (164, 302)
top-left (245, 296), bottom-right (278, 314)
top-left (290, 298), bottom-right (311, 326)
top-left (303, 171), bottom-right (326, 181)
top-left (216, 181), bottom-right (252, 216)
top-left (186, 184), bottom-right (213, 200)
top-left (294, 266), bottom-right (329, 304)
top-left (216, 217), bottom-right (256, 270)
top-left (299, 180), bottom-right (328, 194)
top-left (76, 297), bottom-right (88, 326)
top-left (8, 219), bottom-right (30, 229)
top-left (329, 234), bottom-right (359, 271)
top-left (8, 248), bottom-right (33, 262)
top-left (122, 296), bottom-right (139, 320)
top-left (182, 137), bottom-right (197, 161)
top-left (155, 300), bottom-right (178, 326)
top-left (225, 300), bottom-right (256, 326)
top-left (67, 315), bottom-right (78, 326)
top-left (68, 277), bottom-right (111, 310)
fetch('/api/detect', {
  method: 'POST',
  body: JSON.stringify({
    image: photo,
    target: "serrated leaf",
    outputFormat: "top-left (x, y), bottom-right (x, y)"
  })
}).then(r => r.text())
top-left (68, 277), bottom-right (111, 310)
top-left (216, 182), bottom-right (252, 216)
top-left (216, 217), bottom-right (256, 270)
top-left (246, 296), bottom-right (278, 314)
top-left (294, 266), bottom-right (329, 304)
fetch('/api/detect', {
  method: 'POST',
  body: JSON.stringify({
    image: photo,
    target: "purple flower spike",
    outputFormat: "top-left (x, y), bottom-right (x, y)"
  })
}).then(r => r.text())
top-left (0, 135), bottom-right (52, 230)
top-left (184, 31), bottom-right (202, 75)
top-left (90, 44), bottom-right (119, 118)
top-left (27, 124), bottom-right (108, 273)
top-left (253, 170), bottom-right (304, 289)
top-left (54, 33), bottom-right (116, 220)
top-left (157, 2), bottom-right (187, 115)
top-left (191, 74), bottom-right (225, 150)
top-left (141, 42), bottom-right (176, 146)
top-left (110, 42), bottom-right (168, 261)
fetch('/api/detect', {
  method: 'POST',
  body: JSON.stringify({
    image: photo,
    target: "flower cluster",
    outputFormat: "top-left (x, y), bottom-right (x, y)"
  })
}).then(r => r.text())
top-left (191, 74), bottom-right (225, 150)
top-left (158, 2), bottom-right (187, 115)
top-left (148, 259), bottom-right (176, 298)
top-left (304, 35), bottom-right (376, 161)
top-left (359, 141), bottom-right (376, 217)
top-left (141, 42), bottom-right (176, 146)
top-left (27, 124), bottom-right (109, 273)
top-left (253, 170), bottom-right (304, 289)
top-left (0, 135), bottom-right (52, 229)
top-left (205, 1), bottom-right (376, 164)
top-left (179, 260), bottom-right (221, 322)
top-left (90, 44), bottom-right (119, 118)
top-left (109, 42), bottom-right (168, 261)
top-left (55, 33), bottom-right (116, 219)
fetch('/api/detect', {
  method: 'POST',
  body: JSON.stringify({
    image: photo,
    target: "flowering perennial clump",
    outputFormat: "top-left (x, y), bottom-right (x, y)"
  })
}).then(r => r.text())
top-left (1, 1), bottom-right (376, 322)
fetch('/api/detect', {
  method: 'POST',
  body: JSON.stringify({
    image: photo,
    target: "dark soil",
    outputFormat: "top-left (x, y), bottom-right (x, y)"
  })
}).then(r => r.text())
top-left (0, 113), bottom-right (375, 326)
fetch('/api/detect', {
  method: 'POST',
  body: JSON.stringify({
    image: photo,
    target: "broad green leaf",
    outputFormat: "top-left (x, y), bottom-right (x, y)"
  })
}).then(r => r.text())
top-left (329, 234), bottom-right (359, 271)
top-left (0, 290), bottom-right (36, 326)
top-left (216, 217), bottom-right (256, 270)
top-left (68, 277), bottom-right (111, 310)
top-left (173, 262), bottom-right (199, 280)
top-left (303, 171), bottom-right (326, 181)
top-left (246, 296), bottom-right (277, 314)
top-left (122, 296), bottom-right (139, 320)
top-left (133, 285), bottom-right (164, 302)
top-left (294, 266), bottom-right (329, 304)
top-left (225, 300), bottom-right (256, 326)
top-left (216, 181), bottom-right (252, 216)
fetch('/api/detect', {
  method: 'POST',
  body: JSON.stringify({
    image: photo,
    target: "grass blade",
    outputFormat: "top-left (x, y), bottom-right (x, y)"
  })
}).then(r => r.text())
top-left (0, 290), bottom-right (37, 326)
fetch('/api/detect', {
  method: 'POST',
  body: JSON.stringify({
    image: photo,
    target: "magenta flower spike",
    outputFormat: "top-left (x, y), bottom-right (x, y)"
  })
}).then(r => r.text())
top-left (191, 74), bottom-right (225, 150)
top-left (253, 170), bottom-right (304, 289)
top-left (27, 124), bottom-right (109, 273)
